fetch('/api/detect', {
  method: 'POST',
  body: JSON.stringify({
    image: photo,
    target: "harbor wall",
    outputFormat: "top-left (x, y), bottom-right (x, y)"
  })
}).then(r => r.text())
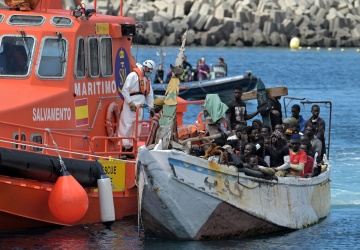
top-left (63, 0), bottom-right (360, 47)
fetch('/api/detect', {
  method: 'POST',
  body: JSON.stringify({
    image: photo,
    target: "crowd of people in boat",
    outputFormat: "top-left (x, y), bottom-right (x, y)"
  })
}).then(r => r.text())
top-left (118, 58), bottom-right (327, 181)
top-left (153, 56), bottom-right (228, 84)
top-left (187, 85), bottom-right (327, 180)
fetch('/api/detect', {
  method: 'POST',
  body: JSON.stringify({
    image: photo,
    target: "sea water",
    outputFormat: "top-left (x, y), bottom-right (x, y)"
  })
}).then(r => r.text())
top-left (1, 47), bottom-right (359, 249)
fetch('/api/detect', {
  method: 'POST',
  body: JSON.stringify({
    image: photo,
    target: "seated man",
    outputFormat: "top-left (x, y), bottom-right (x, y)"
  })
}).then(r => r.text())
top-left (248, 126), bottom-right (264, 158)
top-left (304, 125), bottom-right (322, 164)
top-left (239, 142), bottom-right (269, 168)
top-left (264, 130), bottom-right (289, 169)
top-left (274, 123), bottom-right (284, 133)
top-left (261, 125), bottom-right (272, 137)
top-left (300, 142), bottom-right (315, 178)
top-left (222, 145), bottom-right (274, 179)
top-left (274, 134), bottom-right (306, 177)
top-left (282, 117), bottom-right (296, 133)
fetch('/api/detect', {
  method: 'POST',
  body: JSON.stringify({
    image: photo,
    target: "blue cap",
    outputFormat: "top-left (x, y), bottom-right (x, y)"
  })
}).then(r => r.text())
top-left (290, 134), bottom-right (301, 143)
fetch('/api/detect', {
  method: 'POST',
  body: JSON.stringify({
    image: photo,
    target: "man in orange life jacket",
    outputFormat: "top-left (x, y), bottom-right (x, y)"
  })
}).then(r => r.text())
top-left (118, 60), bottom-right (155, 151)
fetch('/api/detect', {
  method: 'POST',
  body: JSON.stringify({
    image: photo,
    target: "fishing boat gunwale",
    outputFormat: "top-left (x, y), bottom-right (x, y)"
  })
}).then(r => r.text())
top-left (137, 143), bottom-right (331, 240)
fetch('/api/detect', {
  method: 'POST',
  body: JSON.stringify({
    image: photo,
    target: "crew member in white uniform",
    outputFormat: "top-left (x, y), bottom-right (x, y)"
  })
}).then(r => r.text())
top-left (118, 60), bottom-right (155, 150)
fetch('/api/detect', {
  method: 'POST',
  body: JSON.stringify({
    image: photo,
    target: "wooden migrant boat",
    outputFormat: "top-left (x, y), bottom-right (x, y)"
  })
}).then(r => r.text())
top-left (136, 35), bottom-right (332, 239)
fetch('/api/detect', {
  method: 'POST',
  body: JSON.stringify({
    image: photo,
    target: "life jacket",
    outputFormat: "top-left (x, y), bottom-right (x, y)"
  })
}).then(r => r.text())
top-left (130, 67), bottom-right (150, 96)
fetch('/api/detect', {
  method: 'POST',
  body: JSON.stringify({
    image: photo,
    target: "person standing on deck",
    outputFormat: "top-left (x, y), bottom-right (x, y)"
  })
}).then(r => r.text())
top-left (118, 60), bottom-right (155, 151)
top-left (180, 55), bottom-right (193, 82)
top-left (291, 104), bottom-right (306, 133)
top-left (182, 55), bottom-right (192, 71)
top-left (225, 85), bottom-right (259, 132)
top-left (192, 59), bottom-right (201, 82)
top-left (198, 57), bottom-right (210, 80)
top-left (218, 57), bottom-right (227, 76)
top-left (268, 96), bottom-right (282, 131)
top-left (304, 104), bottom-right (326, 158)
top-left (153, 64), bottom-right (164, 83)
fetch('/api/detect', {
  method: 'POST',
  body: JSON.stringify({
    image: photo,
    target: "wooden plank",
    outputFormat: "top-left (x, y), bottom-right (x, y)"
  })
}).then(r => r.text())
top-left (242, 86), bottom-right (288, 101)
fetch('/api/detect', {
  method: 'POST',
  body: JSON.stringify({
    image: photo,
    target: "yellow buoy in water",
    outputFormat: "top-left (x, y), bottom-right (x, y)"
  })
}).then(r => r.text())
top-left (289, 37), bottom-right (300, 49)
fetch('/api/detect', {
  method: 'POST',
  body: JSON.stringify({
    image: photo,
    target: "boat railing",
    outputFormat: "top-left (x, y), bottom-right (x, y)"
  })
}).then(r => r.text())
top-left (0, 110), bottom-right (152, 160)
top-left (283, 97), bottom-right (332, 160)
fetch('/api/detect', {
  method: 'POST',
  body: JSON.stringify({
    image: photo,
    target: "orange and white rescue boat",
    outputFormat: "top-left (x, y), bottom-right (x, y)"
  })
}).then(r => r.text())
top-left (0, 0), bottom-right (157, 232)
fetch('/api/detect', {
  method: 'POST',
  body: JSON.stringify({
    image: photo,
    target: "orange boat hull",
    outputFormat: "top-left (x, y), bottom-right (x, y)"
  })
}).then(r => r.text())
top-left (0, 1), bottom-right (193, 233)
top-left (0, 175), bottom-right (137, 232)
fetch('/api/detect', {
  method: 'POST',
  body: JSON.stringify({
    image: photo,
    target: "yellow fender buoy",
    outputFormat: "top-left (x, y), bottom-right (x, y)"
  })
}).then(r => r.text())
top-left (289, 37), bottom-right (300, 49)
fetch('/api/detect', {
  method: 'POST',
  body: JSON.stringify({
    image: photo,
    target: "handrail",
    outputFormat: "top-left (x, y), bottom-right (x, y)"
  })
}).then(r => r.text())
top-left (282, 97), bottom-right (332, 160)
top-left (0, 113), bottom-right (150, 160)
top-left (0, 138), bottom-right (124, 161)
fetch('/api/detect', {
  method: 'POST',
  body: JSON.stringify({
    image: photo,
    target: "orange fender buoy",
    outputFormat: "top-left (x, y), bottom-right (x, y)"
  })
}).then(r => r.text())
top-left (105, 101), bottom-right (122, 142)
top-left (48, 170), bottom-right (89, 224)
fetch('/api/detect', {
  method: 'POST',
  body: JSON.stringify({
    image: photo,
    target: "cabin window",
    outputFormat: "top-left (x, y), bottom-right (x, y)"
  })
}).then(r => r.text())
top-left (0, 35), bottom-right (34, 76)
top-left (31, 133), bottom-right (43, 152)
top-left (75, 38), bottom-right (85, 78)
top-left (13, 132), bottom-right (26, 150)
top-left (0, 15), bottom-right (4, 23)
top-left (88, 38), bottom-right (99, 77)
top-left (38, 37), bottom-right (67, 78)
top-left (51, 17), bottom-right (73, 27)
top-left (8, 15), bottom-right (45, 26)
top-left (100, 37), bottom-right (113, 77)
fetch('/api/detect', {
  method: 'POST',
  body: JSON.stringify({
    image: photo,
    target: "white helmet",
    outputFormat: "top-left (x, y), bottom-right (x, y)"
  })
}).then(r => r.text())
top-left (143, 60), bottom-right (156, 73)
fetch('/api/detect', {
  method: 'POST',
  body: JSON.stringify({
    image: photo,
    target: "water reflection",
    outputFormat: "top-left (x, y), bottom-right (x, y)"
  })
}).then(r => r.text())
top-left (0, 216), bottom-right (144, 250)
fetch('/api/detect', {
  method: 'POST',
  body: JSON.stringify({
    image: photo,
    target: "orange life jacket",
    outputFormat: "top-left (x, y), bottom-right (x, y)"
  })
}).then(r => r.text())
top-left (131, 67), bottom-right (150, 96)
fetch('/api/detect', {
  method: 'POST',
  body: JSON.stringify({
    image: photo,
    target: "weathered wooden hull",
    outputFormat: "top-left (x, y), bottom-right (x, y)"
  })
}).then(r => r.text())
top-left (137, 146), bottom-right (331, 240)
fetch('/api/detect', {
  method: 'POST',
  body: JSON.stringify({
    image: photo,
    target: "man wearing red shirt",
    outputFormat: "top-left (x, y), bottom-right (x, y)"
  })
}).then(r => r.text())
top-left (275, 134), bottom-right (306, 177)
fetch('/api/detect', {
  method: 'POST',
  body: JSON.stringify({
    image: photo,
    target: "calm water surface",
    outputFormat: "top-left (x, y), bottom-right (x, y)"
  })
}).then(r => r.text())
top-left (1, 47), bottom-right (359, 249)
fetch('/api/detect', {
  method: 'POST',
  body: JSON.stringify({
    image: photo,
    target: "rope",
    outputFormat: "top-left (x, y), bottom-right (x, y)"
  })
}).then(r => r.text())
top-left (45, 128), bottom-right (66, 172)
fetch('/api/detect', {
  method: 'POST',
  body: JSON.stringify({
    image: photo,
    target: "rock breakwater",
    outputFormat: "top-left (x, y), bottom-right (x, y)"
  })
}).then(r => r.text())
top-left (63, 0), bottom-right (360, 47)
